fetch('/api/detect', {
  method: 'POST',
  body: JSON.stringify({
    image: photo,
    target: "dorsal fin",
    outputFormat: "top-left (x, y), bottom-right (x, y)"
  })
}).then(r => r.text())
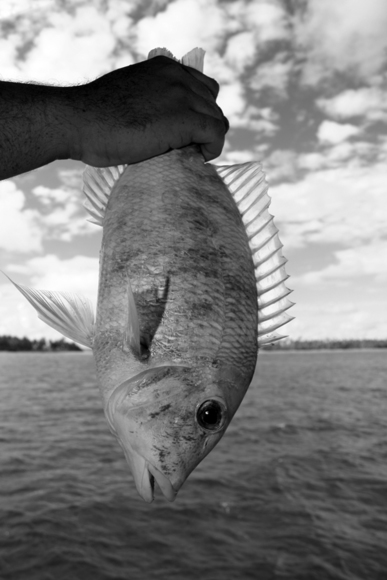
top-left (4, 274), bottom-right (95, 348)
top-left (215, 162), bottom-right (294, 347)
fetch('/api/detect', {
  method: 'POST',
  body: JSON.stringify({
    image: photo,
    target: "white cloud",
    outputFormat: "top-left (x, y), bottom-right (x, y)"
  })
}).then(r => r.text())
top-left (0, 180), bottom-right (42, 252)
top-left (250, 54), bottom-right (293, 99)
top-left (135, 0), bottom-right (230, 58)
top-left (1, 0), bottom-right (33, 18)
top-left (269, 162), bottom-right (387, 249)
top-left (239, 1), bottom-right (289, 44)
top-left (0, 34), bottom-right (22, 80)
top-left (0, 172), bottom-right (96, 254)
top-left (21, 6), bottom-right (116, 83)
top-left (296, 140), bottom-right (379, 172)
top-left (1, 4), bottom-right (127, 84)
top-left (264, 149), bottom-right (298, 182)
top-left (8, 254), bottom-right (99, 294)
top-left (32, 183), bottom-right (96, 242)
top-left (297, 152), bottom-right (327, 171)
top-left (221, 94), bottom-right (279, 134)
top-left (224, 31), bottom-right (257, 70)
top-left (317, 87), bottom-right (387, 122)
top-left (296, 242), bottom-right (387, 285)
top-left (287, 300), bottom-right (387, 340)
top-left (217, 149), bottom-right (258, 165)
top-left (295, 0), bottom-right (387, 83)
top-left (218, 81), bottom-right (245, 120)
top-left (317, 120), bottom-right (360, 144)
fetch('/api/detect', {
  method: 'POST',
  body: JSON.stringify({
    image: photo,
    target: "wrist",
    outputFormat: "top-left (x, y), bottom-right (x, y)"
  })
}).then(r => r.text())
top-left (41, 85), bottom-right (82, 163)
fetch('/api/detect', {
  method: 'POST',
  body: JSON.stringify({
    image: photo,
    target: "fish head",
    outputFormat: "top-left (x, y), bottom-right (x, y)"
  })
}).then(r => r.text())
top-left (104, 365), bottom-right (240, 503)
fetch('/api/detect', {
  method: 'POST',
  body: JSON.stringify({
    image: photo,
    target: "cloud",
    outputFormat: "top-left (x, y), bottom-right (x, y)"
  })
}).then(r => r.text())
top-left (287, 300), bottom-right (387, 340)
top-left (317, 120), bottom-right (360, 144)
top-left (0, 3), bottom-right (133, 84)
top-left (135, 0), bottom-right (229, 58)
top-left (317, 87), bottom-right (387, 122)
top-left (8, 254), bottom-right (99, 295)
top-left (239, 1), bottom-right (289, 44)
top-left (296, 242), bottom-right (387, 285)
top-left (223, 31), bottom-right (257, 70)
top-left (264, 149), bottom-right (298, 182)
top-left (295, 140), bottom-right (380, 173)
top-left (0, 170), bottom-right (96, 254)
top-left (0, 33), bottom-right (22, 80)
top-left (0, 180), bottom-right (43, 253)
top-left (269, 162), bottom-right (387, 249)
top-left (133, 0), bottom-right (290, 139)
top-left (32, 181), bottom-right (96, 242)
top-left (294, 0), bottom-right (387, 83)
top-left (250, 53), bottom-right (293, 99)
top-left (21, 6), bottom-right (117, 83)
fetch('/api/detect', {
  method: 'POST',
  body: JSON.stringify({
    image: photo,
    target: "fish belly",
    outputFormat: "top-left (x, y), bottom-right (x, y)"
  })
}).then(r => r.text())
top-left (95, 146), bottom-right (258, 388)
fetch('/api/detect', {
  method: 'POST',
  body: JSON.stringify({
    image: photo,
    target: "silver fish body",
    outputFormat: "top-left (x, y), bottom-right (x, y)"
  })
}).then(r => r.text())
top-left (91, 145), bottom-right (258, 500)
top-left (95, 145), bottom-right (258, 398)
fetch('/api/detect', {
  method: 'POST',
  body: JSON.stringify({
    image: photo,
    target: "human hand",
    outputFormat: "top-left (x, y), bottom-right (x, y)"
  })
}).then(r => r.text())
top-left (68, 56), bottom-right (229, 166)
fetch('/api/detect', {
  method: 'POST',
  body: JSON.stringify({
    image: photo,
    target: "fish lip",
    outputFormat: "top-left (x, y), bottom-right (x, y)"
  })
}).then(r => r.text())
top-left (127, 448), bottom-right (176, 503)
top-left (148, 464), bottom-right (177, 503)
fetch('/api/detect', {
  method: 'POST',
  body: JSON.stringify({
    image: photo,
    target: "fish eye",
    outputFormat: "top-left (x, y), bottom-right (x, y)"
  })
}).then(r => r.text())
top-left (196, 399), bottom-right (227, 433)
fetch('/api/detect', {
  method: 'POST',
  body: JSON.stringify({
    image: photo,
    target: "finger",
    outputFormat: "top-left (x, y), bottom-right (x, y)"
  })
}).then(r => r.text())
top-left (200, 134), bottom-right (226, 162)
top-left (185, 90), bottom-right (228, 131)
top-left (181, 65), bottom-right (220, 100)
top-left (187, 113), bottom-right (228, 161)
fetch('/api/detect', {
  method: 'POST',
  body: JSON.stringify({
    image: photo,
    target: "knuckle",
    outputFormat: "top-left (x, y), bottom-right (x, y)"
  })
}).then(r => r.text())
top-left (206, 77), bottom-right (219, 99)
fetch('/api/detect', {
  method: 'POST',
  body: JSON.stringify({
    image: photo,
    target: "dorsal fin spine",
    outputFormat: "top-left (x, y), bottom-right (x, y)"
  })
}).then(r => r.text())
top-left (257, 272), bottom-right (290, 295)
top-left (259, 298), bottom-right (295, 322)
top-left (258, 313), bottom-right (294, 336)
top-left (252, 243), bottom-right (284, 267)
top-left (251, 228), bottom-right (279, 255)
top-left (255, 257), bottom-right (287, 282)
top-left (258, 287), bottom-right (293, 309)
top-left (246, 214), bottom-right (274, 238)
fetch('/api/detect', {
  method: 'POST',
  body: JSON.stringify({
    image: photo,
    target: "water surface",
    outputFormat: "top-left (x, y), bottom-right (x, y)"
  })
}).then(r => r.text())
top-left (1, 350), bottom-right (386, 579)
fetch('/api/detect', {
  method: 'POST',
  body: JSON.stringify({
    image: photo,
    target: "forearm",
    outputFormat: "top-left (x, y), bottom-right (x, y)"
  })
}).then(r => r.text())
top-left (0, 57), bottom-right (227, 181)
top-left (0, 81), bottom-right (76, 180)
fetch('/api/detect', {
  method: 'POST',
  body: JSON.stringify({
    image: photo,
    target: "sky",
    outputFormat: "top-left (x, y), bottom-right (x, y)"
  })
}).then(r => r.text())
top-left (0, 0), bottom-right (386, 341)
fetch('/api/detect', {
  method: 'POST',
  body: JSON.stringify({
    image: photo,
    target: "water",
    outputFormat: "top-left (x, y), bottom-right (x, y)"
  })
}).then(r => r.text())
top-left (0, 350), bottom-right (386, 580)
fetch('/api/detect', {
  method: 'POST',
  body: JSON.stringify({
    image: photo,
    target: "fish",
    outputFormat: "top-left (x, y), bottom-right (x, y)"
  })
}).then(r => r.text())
top-left (7, 47), bottom-right (294, 503)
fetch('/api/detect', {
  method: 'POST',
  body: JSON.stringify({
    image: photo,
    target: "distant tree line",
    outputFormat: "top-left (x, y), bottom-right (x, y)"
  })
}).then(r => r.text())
top-left (262, 338), bottom-right (387, 350)
top-left (0, 335), bottom-right (82, 352)
top-left (1, 335), bottom-right (386, 352)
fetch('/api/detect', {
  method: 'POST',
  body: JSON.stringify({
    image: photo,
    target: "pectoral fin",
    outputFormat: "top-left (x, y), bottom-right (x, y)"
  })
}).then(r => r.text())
top-left (5, 274), bottom-right (95, 348)
top-left (123, 276), bottom-right (141, 357)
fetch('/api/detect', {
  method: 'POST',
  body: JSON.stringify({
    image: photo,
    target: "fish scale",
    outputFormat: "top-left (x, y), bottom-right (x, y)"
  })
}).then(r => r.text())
top-left (96, 145), bottom-right (257, 382)
top-left (7, 47), bottom-right (294, 503)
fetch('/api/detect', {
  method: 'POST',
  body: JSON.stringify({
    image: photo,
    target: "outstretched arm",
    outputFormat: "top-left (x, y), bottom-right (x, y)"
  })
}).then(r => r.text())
top-left (0, 55), bottom-right (228, 181)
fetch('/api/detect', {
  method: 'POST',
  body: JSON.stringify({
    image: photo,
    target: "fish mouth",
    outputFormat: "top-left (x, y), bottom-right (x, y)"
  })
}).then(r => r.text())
top-left (128, 449), bottom-right (177, 503)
